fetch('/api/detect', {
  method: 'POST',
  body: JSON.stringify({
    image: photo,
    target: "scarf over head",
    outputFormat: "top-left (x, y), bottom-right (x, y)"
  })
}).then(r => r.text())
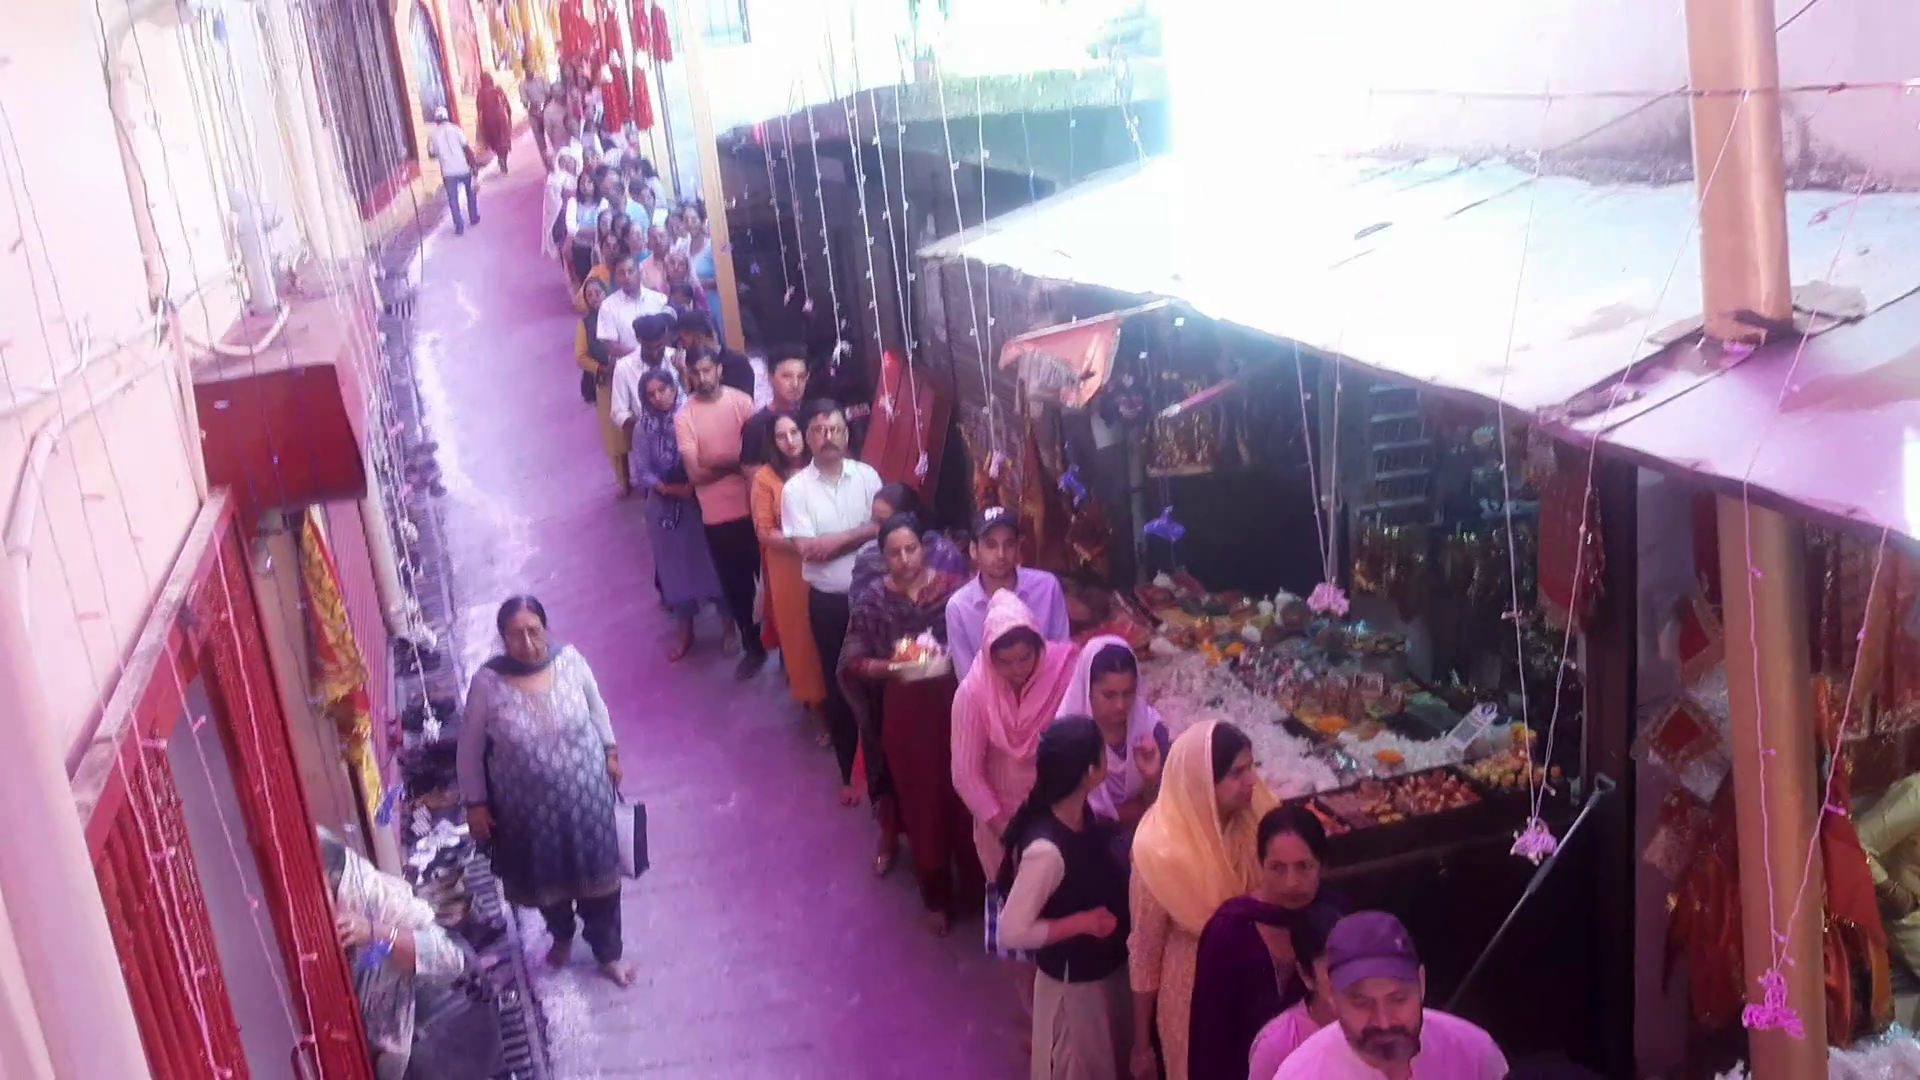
top-left (1132, 720), bottom-right (1278, 935)
top-left (1056, 634), bottom-right (1165, 821)
top-left (953, 590), bottom-right (1078, 763)
top-left (638, 368), bottom-right (687, 529)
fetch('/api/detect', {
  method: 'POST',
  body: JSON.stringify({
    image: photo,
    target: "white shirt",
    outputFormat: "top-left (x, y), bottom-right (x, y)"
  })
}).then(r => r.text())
top-left (608, 353), bottom-right (684, 438)
top-left (1275, 1010), bottom-right (1508, 1080)
top-left (596, 287), bottom-right (670, 356)
top-left (427, 121), bottom-right (470, 178)
top-left (781, 459), bottom-right (883, 594)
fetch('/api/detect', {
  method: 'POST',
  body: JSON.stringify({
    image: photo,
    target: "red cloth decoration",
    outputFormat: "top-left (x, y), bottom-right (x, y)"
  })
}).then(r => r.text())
top-left (559, 0), bottom-right (594, 65)
top-left (598, 4), bottom-right (631, 130)
top-left (1535, 458), bottom-right (1604, 630)
top-left (630, 69), bottom-right (655, 131)
top-left (628, 0), bottom-right (651, 53)
top-left (649, 3), bottom-right (673, 62)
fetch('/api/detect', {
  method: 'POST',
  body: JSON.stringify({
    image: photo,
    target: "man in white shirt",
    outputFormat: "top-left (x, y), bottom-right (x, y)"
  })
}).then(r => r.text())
top-left (596, 253), bottom-right (670, 361)
top-left (781, 399), bottom-right (883, 803)
top-left (425, 107), bottom-right (478, 235)
top-left (607, 313), bottom-right (678, 447)
top-left (1276, 912), bottom-right (1508, 1080)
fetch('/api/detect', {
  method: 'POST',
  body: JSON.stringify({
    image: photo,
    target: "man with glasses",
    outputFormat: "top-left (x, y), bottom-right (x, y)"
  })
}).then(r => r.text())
top-left (780, 399), bottom-right (883, 804)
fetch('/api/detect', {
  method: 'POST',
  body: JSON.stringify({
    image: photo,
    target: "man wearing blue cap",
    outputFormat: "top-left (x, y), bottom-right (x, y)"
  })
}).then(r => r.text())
top-left (1274, 911), bottom-right (1507, 1080)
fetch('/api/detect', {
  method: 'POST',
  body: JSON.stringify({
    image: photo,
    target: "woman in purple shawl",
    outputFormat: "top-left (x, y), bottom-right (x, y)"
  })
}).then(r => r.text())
top-left (1186, 803), bottom-right (1347, 1080)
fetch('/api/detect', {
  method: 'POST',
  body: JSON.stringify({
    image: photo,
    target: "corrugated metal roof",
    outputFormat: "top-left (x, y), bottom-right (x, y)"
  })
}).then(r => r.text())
top-left (1548, 288), bottom-right (1920, 543)
top-left (922, 155), bottom-right (1920, 414)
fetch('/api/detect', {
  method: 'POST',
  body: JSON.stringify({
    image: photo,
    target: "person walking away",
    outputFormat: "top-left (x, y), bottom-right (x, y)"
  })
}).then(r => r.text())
top-left (426, 107), bottom-right (478, 234)
top-left (1275, 912), bottom-right (1508, 1080)
top-left (323, 829), bottom-right (488, 1080)
top-left (596, 253), bottom-right (669, 365)
top-left (574, 276), bottom-right (632, 495)
top-left (995, 717), bottom-right (1132, 1080)
top-left (1055, 637), bottom-right (1167, 839)
top-left (456, 596), bottom-right (634, 987)
top-left (842, 515), bottom-right (978, 929)
top-left (618, 365), bottom-right (724, 660)
top-left (1246, 904), bottom-right (1344, 1080)
top-left (477, 72), bottom-right (513, 173)
top-left (522, 64), bottom-right (552, 169)
top-left (1129, 721), bottom-right (1275, 1080)
top-left (951, 591), bottom-right (1081, 1028)
top-left (739, 352), bottom-right (809, 472)
top-left (946, 505), bottom-right (1072, 679)
top-left (674, 349), bottom-right (766, 677)
top-left (781, 399), bottom-right (883, 805)
top-left (750, 412), bottom-right (828, 720)
top-left (1190, 804), bottom-right (1350, 1080)
top-left (674, 307), bottom-right (754, 396)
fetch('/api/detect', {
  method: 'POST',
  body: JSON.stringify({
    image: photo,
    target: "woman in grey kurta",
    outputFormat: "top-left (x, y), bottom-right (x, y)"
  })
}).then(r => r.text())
top-left (457, 595), bottom-right (633, 986)
top-left (622, 362), bottom-right (724, 660)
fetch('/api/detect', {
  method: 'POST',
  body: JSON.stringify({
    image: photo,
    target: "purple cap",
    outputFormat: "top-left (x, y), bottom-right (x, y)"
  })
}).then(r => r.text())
top-left (1325, 912), bottom-right (1421, 992)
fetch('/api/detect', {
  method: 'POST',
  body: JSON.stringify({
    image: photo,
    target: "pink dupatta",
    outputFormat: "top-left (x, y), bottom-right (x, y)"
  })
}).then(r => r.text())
top-left (952, 591), bottom-right (1079, 763)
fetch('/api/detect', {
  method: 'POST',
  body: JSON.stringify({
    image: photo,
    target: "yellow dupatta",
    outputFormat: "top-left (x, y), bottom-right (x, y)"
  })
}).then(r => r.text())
top-left (1131, 720), bottom-right (1277, 935)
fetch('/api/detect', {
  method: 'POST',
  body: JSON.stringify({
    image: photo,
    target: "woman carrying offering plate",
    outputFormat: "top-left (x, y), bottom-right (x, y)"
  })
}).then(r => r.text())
top-left (842, 514), bottom-right (979, 934)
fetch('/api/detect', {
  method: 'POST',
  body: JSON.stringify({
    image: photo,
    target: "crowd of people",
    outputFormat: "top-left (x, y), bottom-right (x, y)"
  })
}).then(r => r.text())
top-left (448, 64), bottom-right (1577, 1080)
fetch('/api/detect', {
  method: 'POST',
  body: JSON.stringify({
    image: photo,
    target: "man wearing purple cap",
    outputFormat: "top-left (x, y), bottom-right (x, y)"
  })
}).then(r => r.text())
top-left (1274, 912), bottom-right (1507, 1080)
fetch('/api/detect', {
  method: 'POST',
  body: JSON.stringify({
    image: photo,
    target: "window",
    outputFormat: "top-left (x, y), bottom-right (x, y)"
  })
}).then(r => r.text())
top-left (701, 0), bottom-right (750, 45)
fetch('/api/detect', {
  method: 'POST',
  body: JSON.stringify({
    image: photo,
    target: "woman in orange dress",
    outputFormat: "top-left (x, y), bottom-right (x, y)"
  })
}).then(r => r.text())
top-left (748, 412), bottom-right (827, 720)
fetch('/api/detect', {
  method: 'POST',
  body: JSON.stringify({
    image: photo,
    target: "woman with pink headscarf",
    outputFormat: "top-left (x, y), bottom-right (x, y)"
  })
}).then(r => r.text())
top-left (950, 592), bottom-right (1080, 1012)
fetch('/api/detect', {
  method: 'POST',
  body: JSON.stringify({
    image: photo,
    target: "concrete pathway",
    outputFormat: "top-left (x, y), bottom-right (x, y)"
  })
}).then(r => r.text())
top-left (411, 146), bottom-right (1023, 1078)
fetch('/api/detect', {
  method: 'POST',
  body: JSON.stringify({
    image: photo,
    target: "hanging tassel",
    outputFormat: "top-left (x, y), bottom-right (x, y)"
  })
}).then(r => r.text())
top-left (1740, 969), bottom-right (1806, 1039)
top-left (1509, 816), bottom-right (1559, 864)
top-left (628, 0), bottom-right (651, 53)
top-left (1143, 507), bottom-right (1186, 544)
top-left (1058, 465), bottom-right (1087, 507)
top-left (1308, 581), bottom-right (1350, 618)
top-left (650, 3), bottom-right (674, 62)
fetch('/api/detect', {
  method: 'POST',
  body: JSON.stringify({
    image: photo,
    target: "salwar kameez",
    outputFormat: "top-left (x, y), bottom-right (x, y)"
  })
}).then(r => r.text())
top-left (575, 318), bottom-right (629, 493)
top-left (881, 674), bottom-right (984, 916)
top-left (750, 467), bottom-right (824, 706)
top-left (634, 398), bottom-right (722, 617)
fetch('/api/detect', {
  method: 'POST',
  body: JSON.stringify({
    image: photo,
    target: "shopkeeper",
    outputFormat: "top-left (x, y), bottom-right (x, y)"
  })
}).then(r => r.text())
top-left (946, 506), bottom-right (1071, 679)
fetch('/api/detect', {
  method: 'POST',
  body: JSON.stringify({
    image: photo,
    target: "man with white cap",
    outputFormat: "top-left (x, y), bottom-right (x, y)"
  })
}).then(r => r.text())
top-left (426, 105), bottom-right (478, 235)
top-left (1274, 911), bottom-right (1507, 1080)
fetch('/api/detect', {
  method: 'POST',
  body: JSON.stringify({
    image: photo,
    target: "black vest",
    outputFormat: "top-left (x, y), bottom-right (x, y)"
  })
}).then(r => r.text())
top-left (1029, 814), bottom-right (1130, 983)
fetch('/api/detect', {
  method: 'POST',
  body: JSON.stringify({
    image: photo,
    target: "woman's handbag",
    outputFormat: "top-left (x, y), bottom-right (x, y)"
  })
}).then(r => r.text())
top-left (614, 798), bottom-right (649, 878)
top-left (580, 369), bottom-right (597, 404)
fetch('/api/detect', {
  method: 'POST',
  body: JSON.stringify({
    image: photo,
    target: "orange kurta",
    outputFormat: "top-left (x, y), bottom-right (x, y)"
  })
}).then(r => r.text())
top-left (751, 467), bottom-right (825, 705)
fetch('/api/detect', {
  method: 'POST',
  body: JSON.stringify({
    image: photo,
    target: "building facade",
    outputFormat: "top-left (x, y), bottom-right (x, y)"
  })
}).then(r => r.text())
top-left (0, 0), bottom-right (437, 1074)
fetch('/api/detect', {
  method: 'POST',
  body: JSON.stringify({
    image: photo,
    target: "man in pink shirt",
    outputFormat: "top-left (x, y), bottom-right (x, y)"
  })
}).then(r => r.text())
top-left (1275, 912), bottom-right (1508, 1080)
top-left (674, 348), bottom-right (766, 678)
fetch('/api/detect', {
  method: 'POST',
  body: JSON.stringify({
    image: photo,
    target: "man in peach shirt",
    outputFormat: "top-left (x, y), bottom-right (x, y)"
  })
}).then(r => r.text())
top-left (674, 348), bottom-right (765, 678)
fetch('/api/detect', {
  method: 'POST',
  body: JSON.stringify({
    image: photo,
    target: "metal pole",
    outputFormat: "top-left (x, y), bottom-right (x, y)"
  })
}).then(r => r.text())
top-left (0, 580), bottom-right (153, 1078)
top-left (1682, 0), bottom-right (1826, 1074)
top-left (671, 0), bottom-right (746, 350)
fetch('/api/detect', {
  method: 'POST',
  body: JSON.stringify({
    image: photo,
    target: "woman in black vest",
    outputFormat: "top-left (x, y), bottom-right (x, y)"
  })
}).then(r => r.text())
top-left (996, 716), bottom-right (1134, 1080)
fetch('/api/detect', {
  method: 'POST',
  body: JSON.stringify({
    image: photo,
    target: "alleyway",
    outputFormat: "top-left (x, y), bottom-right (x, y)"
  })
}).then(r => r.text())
top-left (409, 148), bottom-right (1024, 1078)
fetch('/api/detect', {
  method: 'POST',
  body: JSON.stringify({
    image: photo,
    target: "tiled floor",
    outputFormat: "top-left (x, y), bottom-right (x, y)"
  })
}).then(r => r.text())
top-left (411, 146), bottom-right (1024, 1078)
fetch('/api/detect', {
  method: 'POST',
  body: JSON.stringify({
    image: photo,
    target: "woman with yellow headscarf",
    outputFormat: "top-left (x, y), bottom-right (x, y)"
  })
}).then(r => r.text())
top-left (1127, 721), bottom-right (1275, 1080)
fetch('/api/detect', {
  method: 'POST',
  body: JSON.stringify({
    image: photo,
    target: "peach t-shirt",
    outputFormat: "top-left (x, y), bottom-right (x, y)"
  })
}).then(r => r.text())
top-left (673, 387), bottom-right (755, 524)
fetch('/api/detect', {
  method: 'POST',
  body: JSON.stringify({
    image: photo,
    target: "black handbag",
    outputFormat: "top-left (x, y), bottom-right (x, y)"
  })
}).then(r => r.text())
top-left (550, 206), bottom-right (568, 248)
top-left (580, 370), bottom-right (597, 403)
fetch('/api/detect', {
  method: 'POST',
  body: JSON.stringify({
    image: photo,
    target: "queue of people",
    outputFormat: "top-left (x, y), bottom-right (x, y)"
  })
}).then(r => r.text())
top-left (483, 69), bottom-right (1533, 1075)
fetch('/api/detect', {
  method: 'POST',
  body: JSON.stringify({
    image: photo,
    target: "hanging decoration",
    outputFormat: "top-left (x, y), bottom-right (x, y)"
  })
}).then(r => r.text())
top-left (627, 0), bottom-right (651, 54)
top-left (297, 509), bottom-right (385, 826)
top-left (597, 0), bottom-right (632, 131)
top-left (649, 1), bottom-right (673, 61)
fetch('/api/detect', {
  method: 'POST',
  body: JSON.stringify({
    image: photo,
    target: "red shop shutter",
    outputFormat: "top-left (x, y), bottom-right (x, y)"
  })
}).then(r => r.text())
top-left (202, 528), bottom-right (375, 1079)
top-left (96, 752), bottom-right (251, 1079)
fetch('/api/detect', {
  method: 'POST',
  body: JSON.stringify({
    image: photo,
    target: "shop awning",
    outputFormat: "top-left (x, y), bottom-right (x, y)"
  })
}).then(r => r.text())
top-left (998, 298), bottom-right (1173, 408)
top-left (922, 155), bottom-right (1920, 415)
top-left (1546, 287), bottom-right (1920, 543)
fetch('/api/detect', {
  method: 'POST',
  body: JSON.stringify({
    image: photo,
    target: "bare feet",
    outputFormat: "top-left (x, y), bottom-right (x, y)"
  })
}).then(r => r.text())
top-left (873, 838), bottom-right (898, 878)
top-left (924, 910), bottom-right (951, 937)
top-left (598, 961), bottom-right (635, 988)
top-left (838, 785), bottom-right (860, 808)
top-left (666, 625), bottom-right (693, 662)
top-left (720, 626), bottom-right (741, 657)
top-left (546, 940), bottom-right (572, 968)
